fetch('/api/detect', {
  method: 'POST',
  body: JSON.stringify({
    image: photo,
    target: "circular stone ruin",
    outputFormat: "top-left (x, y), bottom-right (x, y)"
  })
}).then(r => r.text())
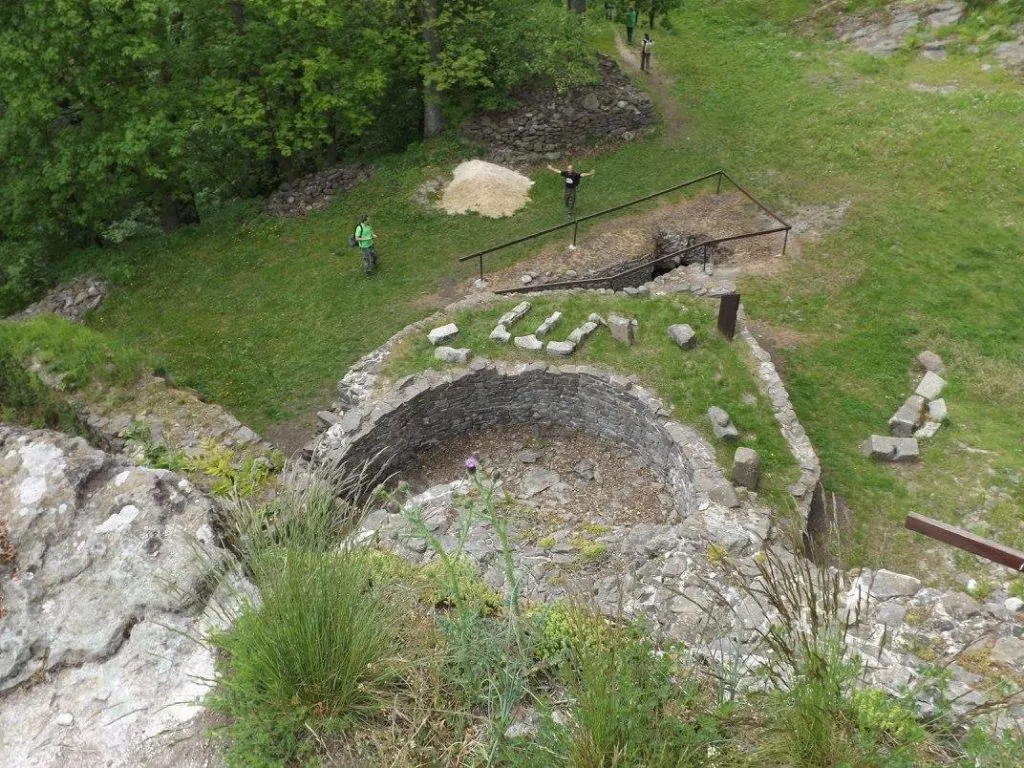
top-left (322, 360), bottom-right (772, 551)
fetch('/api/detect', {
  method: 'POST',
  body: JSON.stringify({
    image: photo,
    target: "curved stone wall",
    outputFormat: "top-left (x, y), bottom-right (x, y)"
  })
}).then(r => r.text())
top-left (323, 361), bottom-right (757, 529)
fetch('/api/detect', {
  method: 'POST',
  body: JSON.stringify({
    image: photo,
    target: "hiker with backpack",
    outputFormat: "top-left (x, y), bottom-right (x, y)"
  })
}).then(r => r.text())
top-left (351, 215), bottom-right (378, 274)
top-left (641, 33), bottom-right (654, 72)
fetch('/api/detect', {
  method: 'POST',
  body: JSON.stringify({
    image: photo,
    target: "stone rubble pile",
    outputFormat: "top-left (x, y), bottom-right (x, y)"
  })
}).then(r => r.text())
top-left (10, 275), bottom-right (106, 323)
top-left (265, 163), bottom-right (373, 217)
top-left (461, 55), bottom-right (655, 165)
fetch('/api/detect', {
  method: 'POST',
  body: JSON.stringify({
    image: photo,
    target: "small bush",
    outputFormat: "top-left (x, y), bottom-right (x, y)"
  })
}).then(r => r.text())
top-left (0, 348), bottom-right (84, 434)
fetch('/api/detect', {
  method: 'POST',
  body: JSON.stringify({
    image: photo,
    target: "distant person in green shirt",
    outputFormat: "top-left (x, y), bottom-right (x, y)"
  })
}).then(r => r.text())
top-left (354, 215), bottom-right (378, 275)
top-left (625, 5), bottom-right (638, 44)
top-left (605, 0), bottom-right (614, 20)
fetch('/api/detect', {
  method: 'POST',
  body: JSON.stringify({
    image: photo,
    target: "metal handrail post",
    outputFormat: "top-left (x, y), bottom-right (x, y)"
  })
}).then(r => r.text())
top-left (479, 255), bottom-right (484, 281)
top-left (572, 220), bottom-right (579, 247)
top-left (716, 172), bottom-right (723, 195)
top-left (783, 228), bottom-right (789, 255)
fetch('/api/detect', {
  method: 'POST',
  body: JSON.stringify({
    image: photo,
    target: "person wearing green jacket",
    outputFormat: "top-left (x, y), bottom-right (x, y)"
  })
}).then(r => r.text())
top-left (354, 215), bottom-right (378, 275)
top-left (625, 5), bottom-right (638, 44)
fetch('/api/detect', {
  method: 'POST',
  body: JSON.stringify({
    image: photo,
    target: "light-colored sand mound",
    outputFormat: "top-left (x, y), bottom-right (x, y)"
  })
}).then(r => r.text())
top-left (439, 160), bottom-right (534, 218)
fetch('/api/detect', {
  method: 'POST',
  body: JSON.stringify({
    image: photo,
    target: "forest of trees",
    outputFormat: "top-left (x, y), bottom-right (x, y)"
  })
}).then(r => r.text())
top-left (0, 0), bottom-right (606, 312)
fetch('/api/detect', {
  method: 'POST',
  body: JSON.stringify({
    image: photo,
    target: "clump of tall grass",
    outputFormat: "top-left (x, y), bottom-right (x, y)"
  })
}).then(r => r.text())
top-left (207, 464), bottom-right (411, 765)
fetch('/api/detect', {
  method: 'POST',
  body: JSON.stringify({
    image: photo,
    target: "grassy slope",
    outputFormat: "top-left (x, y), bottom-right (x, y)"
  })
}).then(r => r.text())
top-left (647, 1), bottom-right (1024, 575)
top-left (57, 1), bottom-right (1024, 578)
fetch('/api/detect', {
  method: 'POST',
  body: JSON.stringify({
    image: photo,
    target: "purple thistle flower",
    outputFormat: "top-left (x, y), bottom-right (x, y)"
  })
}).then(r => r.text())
top-left (464, 455), bottom-right (479, 474)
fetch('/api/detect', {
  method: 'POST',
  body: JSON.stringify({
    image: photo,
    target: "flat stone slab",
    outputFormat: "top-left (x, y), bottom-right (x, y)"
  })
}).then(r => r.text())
top-left (863, 569), bottom-right (922, 600)
top-left (490, 324), bottom-right (511, 343)
top-left (518, 468), bottom-right (560, 499)
top-left (434, 346), bottom-right (472, 364)
top-left (861, 435), bottom-right (919, 462)
top-left (889, 394), bottom-right (925, 437)
top-left (928, 398), bottom-right (947, 422)
top-left (914, 421), bottom-right (941, 439)
top-left (915, 370), bottom-right (946, 400)
top-left (498, 301), bottom-right (531, 327)
top-left (667, 324), bottom-right (696, 350)
top-left (514, 334), bottom-right (543, 351)
top-left (546, 340), bottom-right (576, 357)
top-left (991, 636), bottom-right (1024, 667)
top-left (428, 323), bottom-right (459, 346)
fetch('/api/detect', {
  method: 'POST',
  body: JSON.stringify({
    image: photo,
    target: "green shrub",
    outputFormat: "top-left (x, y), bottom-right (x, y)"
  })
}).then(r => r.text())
top-left (0, 348), bottom-right (84, 434)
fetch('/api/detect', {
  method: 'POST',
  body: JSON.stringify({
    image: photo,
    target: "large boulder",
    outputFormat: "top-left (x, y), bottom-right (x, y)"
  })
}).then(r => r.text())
top-left (0, 426), bottom-right (239, 767)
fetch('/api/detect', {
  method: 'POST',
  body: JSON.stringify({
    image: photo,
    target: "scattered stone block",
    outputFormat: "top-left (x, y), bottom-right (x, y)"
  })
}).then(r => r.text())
top-left (520, 274), bottom-right (533, 285)
top-left (498, 301), bottom-right (531, 327)
top-left (866, 569), bottom-right (922, 599)
top-left (608, 314), bottom-right (637, 345)
top-left (316, 410), bottom-right (342, 429)
top-left (567, 321), bottom-right (599, 345)
top-left (708, 406), bottom-right (739, 442)
top-left (428, 323), bottom-right (459, 346)
top-left (514, 335), bottom-right (544, 351)
top-left (914, 421), bottom-right (941, 439)
top-left (917, 350), bottom-right (945, 375)
top-left (545, 340), bottom-right (575, 357)
top-left (861, 435), bottom-right (919, 462)
top-left (588, 312), bottom-right (606, 326)
top-left (490, 324), bottom-right (511, 343)
top-left (928, 398), bottom-right (947, 422)
top-left (1004, 597), bottom-right (1024, 613)
top-left (518, 468), bottom-right (560, 498)
top-left (667, 324), bottom-right (696, 350)
top-left (434, 346), bottom-right (472, 364)
top-left (941, 591), bottom-right (981, 620)
top-left (915, 370), bottom-right (946, 400)
top-left (535, 311), bottom-right (563, 337)
top-left (991, 636), bottom-right (1024, 666)
top-left (732, 447), bottom-right (760, 490)
top-left (888, 394), bottom-right (925, 437)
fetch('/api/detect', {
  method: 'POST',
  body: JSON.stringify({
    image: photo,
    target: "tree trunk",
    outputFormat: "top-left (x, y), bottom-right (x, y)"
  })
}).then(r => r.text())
top-left (569, 0), bottom-right (586, 12)
top-left (159, 189), bottom-right (180, 234)
top-left (419, 0), bottom-right (444, 138)
top-left (648, 10), bottom-right (656, 27)
top-left (229, 1), bottom-right (246, 34)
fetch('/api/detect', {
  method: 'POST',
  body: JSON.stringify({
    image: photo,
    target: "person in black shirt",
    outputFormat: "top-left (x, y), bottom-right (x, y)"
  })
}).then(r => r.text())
top-left (547, 163), bottom-right (595, 217)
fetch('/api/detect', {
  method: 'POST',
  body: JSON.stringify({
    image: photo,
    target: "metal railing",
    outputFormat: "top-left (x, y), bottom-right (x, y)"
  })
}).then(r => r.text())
top-left (494, 225), bottom-right (789, 295)
top-left (457, 170), bottom-right (791, 281)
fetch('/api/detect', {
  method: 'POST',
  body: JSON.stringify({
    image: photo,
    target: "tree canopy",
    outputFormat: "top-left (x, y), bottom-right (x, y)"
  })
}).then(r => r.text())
top-left (0, 0), bottom-right (597, 313)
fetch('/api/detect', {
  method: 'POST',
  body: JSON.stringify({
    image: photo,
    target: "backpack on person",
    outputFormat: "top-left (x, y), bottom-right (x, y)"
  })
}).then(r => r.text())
top-left (349, 223), bottom-right (362, 248)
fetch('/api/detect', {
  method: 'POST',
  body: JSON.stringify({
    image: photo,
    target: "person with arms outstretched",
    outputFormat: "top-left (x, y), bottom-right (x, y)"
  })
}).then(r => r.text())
top-left (547, 163), bottom-right (594, 217)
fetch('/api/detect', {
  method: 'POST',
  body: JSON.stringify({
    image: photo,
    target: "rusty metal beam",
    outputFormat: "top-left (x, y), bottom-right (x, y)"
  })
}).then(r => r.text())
top-left (905, 513), bottom-right (1024, 573)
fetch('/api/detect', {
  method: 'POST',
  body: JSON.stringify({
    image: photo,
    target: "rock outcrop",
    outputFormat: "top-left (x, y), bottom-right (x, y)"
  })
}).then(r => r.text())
top-left (0, 426), bottom-right (238, 767)
top-left (10, 275), bottom-right (106, 323)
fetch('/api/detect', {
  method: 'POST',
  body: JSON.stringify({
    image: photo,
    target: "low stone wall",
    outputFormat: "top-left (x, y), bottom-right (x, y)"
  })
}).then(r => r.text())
top-left (461, 55), bottom-right (656, 165)
top-left (323, 361), bottom-right (771, 547)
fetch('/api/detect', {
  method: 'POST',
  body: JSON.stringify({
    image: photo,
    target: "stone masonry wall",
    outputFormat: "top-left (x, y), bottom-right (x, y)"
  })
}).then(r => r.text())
top-left (461, 55), bottom-right (656, 165)
top-left (323, 362), bottom-right (770, 545)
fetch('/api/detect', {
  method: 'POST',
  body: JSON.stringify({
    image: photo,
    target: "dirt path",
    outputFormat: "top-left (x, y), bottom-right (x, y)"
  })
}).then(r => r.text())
top-left (614, 32), bottom-right (687, 142)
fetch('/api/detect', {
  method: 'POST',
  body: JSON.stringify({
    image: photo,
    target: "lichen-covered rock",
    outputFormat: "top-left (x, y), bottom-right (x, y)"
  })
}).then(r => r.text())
top-left (0, 427), bottom-right (240, 767)
top-left (915, 371), bottom-right (946, 400)
top-left (434, 346), bottom-right (473, 364)
top-left (667, 324), bottom-right (696, 350)
top-left (428, 323), bottom-right (459, 346)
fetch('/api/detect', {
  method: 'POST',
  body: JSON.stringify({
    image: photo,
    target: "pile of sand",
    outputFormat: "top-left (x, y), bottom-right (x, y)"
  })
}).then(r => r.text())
top-left (438, 160), bottom-right (534, 218)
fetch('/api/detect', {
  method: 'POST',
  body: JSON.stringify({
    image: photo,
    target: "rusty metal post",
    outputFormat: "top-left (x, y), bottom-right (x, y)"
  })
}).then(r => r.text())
top-left (478, 255), bottom-right (484, 281)
top-left (906, 513), bottom-right (1024, 573)
top-left (572, 220), bottom-right (579, 248)
top-left (717, 293), bottom-right (740, 340)
top-left (783, 227), bottom-right (790, 255)
top-left (716, 172), bottom-right (723, 195)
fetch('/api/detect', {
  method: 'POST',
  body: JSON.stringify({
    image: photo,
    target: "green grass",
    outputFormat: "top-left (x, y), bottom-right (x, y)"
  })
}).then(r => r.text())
top-left (0, 315), bottom-right (146, 391)
top-left (49, 0), bottom-right (1024, 577)
top-left (0, 347), bottom-right (85, 434)
top-left (384, 293), bottom-right (799, 512)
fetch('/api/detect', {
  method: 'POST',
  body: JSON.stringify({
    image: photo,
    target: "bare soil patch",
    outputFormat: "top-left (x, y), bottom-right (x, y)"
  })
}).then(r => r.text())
top-left (402, 424), bottom-right (674, 529)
